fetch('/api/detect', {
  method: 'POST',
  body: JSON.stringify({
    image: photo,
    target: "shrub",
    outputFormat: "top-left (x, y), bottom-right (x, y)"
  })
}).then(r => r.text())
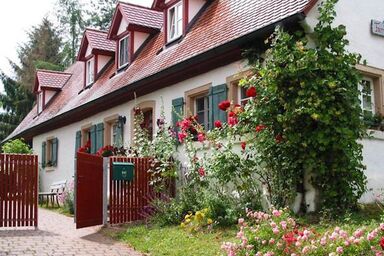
top-left (181, 208), bottom-right (213, 233)
top-left (58, 180), bottom-right (74, 214)
top-left (2, 138), bottom-right (33, 154)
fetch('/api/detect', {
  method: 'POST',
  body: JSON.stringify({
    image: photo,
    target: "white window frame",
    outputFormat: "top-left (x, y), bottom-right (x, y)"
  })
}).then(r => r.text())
top-left (238, 87), bottom-right (252, 106)
top-left (359, 77), bottom-right (375, 115)
top-left (86, 59), bottom-right (94, 86)
top-left (118, 35), bottom-right (129, 68)
top-left (38, 91), bottom-right (43, 114)
top-left (167, 1), bottom-right (183, 42)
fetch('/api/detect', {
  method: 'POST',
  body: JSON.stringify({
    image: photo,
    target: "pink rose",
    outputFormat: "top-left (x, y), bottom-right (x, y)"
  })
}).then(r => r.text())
top-left (336, 246), bottom-right (343, 254)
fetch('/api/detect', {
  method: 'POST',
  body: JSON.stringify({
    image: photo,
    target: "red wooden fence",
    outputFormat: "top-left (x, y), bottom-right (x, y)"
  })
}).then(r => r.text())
top-left (109, 157), bottom-right (153, 224)
top-left (0, 154), bottom-right (38, 228)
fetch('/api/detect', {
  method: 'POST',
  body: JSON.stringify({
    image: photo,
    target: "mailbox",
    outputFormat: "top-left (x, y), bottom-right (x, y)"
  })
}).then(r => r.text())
top-left (112, 162), bottom-right (134, 181)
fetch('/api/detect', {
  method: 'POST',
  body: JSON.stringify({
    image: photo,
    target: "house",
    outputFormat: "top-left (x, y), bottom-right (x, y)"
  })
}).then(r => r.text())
top-left (7, 0), bottom-right (384, 204)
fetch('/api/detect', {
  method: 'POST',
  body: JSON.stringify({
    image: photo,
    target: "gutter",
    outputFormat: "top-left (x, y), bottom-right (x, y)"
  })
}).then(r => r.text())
top-left (8, 12), bottom-right (306, 141)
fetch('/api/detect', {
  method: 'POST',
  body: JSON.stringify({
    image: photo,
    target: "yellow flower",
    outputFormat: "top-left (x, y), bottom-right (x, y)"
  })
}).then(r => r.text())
top-left (180, 223), bottom-right (185, 228)
top-left (311, 113), bottom-right (320, 121)
top-left (207, 218), bottom-right (213, 225)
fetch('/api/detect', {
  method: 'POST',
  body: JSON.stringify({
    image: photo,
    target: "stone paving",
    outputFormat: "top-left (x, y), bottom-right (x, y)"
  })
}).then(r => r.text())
top-left (0, 208), bottom-right (142, 256)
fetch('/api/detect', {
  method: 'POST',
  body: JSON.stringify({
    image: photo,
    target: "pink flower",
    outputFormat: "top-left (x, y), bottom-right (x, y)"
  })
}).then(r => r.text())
top-left (270, 222), bottom-right (277, 228)
top-left (269, 238), bottom-right (275, 245)
top-left (280, 221), bottom-right (287, 230)
top-left (197, 133), bottom-right (205, 142)
top-left (178, 132), bottom-right (187, 143)
top-left (336, 246), bottom-right (343, 254)
top-left (320, 237), bottom-right (327, 246)
top-left (380, 223), bottom-right (384, 231)
top-left (272, 209), bottom-right (281, 217)
top-left (198, 167), bottom-right (205, 177)
top-left (238, 218), bottom-right (245, 226)
top-left (302, 246), bottom-right (310, 254)
top-left (273, 227), bottom-right (279, 234)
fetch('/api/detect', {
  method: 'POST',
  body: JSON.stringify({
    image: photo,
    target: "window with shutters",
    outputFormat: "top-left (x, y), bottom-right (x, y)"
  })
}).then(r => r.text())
top-left (43, 137), bottom-right (58, 168)
top-left (185, 84), bottom-right (211, 129)
top-left (130, 101), bottom-right (156, 142)
top-left (167, 1), bottom-right (183, 42)
top-left (104, 115), bottom-right (124, 147)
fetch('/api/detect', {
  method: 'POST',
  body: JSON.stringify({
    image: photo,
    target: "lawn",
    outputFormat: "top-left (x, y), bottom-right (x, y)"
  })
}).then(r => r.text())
top-left (107, 205), bottom-right (383, 256)
top-left (106, 224), bottom-right (237, 256)
top-left (39, 204), bottom-right (74, 217)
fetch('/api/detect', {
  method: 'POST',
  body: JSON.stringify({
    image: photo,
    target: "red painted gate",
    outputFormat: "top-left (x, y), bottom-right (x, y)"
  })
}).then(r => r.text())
top-left (0, 154), bottom-right (38, 227)
top-left (76, 152), bottom-right (104, 229)
top-left (109, 157), bottom-right (153, 224)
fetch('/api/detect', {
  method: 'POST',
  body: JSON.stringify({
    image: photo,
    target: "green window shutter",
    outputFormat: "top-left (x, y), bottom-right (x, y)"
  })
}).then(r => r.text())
top-left (116, 120), bottom-right (124, 147)
top-left (52, 138), bottom-right (58, 167)
top-left (172, 97), bottom-right (184, 127)
top-left (90, 125), bottom-right (97, 154)
top-left (209, 84), bottom-right (228, 130)
top-left (75, 130), bottom-right (82, 153)
top-left (96, 123), bottom-right (104, 151)
top-left (42, 142), bottom-right (46, 168)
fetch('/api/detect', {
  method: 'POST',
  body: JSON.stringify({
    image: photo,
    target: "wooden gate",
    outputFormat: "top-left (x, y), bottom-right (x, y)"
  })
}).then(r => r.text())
top-left (109, 157), bottom-right (153, 224)
top-left (76, 152), bottom-right (104, 229)
top-left (0, 154), bottom-right (38, 227)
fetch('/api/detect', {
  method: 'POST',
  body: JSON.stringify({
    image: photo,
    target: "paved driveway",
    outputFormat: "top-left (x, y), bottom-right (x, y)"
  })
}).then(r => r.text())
top-left (0, 208), bottom-right (141, 256)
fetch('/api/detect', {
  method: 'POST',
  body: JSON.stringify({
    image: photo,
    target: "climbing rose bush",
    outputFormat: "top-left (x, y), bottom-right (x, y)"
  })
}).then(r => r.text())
top-left (222, 209), bottom-right (384, 256)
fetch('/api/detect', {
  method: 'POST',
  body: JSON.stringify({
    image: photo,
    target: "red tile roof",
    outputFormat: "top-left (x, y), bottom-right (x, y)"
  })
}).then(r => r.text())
top-left (9, 0), bottom-right (314, 140)
top-left (35, 70), bottom-right (72, 92)
top-left (119, 2), bottom-right (163, 30)
top-left (85, 29), bottom-right (116, 53)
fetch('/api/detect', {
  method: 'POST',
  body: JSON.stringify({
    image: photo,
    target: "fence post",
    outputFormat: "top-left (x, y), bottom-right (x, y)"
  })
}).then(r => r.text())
top-left (103, 157), bottom-right (109, 225)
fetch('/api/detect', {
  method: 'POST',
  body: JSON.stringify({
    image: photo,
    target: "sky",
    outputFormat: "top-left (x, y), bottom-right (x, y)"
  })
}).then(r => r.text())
top-left (0, 0), bottom-right (153, 93)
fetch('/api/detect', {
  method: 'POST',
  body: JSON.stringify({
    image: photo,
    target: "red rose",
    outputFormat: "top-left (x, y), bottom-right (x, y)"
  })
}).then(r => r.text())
top-left (275, 134), bottom-right (283, 143)
top-left (218, 100), bottom-right (231, 111)
top-left (256, 125), bottom-right (266, 132)
top-left (180, 119), bottom-right (192, 131)
top-left (214, 120), bottom-right (222, 129)
top-left (178, 132), bottom-right (187, 143)
top-left (228, 116), bottom-right (238, 127)
top-left (246, 87), bottom-right (257, 98)
top-left (197, 133), bottom-right (205, 142)
top-left (198, 167), bottom-right (205, 177)
top-left (228, 111), bottom-right (236, 117)
top-left (380, 237), bottom-right (384, 250)
top-left (241, 142), bottom-right (246, 150)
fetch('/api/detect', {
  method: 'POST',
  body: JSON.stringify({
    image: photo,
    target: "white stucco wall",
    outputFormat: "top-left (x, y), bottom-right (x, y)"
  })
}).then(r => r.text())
top-left (360, 131), bottom-right (384, 203)
top-left (85, 44), bottom-right (92, 57)
top-left (133, 32), bottom-right (149, 53)
top-left (33, 60), bottom-right (247, 191)
top-left (305, 0), bottom-right (384, 70)
top-left (45, 90), bottom-right (56, 106)
top-left (188, 0), bottom-right (205, 22)
top-left (117, 18), bottom-right (128, 36)
top-left (97, 55), bottom-right (112, 73)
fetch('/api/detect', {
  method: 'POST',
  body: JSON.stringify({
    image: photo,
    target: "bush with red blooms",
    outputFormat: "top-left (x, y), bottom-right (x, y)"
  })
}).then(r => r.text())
top-left (96, 145), bottom-right (114, 157)
top-left (222, 208), bottom-right (384, 256)
top-left (78, 140), bottom-right (91, 154)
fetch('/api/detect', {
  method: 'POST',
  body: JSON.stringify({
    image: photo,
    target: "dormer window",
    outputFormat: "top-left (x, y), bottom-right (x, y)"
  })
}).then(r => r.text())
top-left (119, 36), bottom-right (129, 68)
top-left (168, 2), bottom-right (183, 42)
top-left (86, 59), bottom-right (94, 86)
top-left (38, 91), bottom-right (43, 114)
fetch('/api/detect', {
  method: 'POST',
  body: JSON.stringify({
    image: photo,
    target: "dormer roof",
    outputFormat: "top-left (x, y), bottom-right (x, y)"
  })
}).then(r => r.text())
top-left (77, 29), bottom-right (116, 61)
top-left (151, 0), bottom-right (166, 11)
top-left (108, 2), bottom-right (163, 39)
top-left (34, 70), bottom-right (72, 93)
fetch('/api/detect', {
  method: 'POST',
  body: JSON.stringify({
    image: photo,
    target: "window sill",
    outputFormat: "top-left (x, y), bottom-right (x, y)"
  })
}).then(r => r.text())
top-left (166, 35), bottom-right (183, 47)
top-left (44, 167), bottom-right (56, 172)
top-left (367, 129), bottom-right (384, 140)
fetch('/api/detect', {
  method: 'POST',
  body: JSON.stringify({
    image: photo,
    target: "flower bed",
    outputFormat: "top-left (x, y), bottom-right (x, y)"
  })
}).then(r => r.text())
top-left (222, 209), bottom-right (384, 256)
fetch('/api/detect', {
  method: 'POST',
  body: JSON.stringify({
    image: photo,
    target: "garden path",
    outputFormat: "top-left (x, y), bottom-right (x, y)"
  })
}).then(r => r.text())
top-left (0, 208), bottom-right (141, 256)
